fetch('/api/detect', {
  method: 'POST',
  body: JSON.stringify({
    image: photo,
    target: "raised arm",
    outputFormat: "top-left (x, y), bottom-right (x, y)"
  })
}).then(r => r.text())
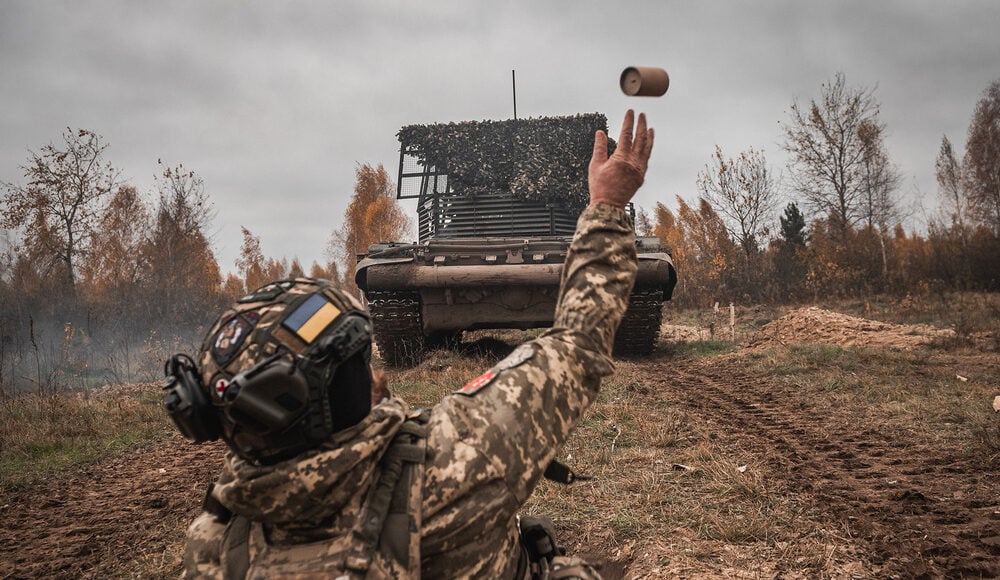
top-left (555, 109), bottom-right (653, 355)
top-left (423, 111), bottom-right (656, 519)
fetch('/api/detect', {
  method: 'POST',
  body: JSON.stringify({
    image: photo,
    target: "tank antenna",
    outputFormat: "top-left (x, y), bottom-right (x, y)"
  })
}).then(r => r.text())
top-left (512, 69), bottom-right (518, 120)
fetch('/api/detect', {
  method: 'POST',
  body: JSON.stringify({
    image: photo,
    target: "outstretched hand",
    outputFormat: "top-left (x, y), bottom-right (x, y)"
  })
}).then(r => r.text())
top-left (588, 110), bottom-right (654, 208)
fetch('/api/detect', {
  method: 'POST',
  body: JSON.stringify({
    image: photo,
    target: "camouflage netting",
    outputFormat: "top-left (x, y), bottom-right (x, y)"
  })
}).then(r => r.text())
top-left (397, 113), bottom-right (614, 214)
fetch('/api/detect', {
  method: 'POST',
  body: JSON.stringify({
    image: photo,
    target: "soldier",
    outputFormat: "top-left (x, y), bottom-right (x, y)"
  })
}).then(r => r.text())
top-left (164, 109), bottom-right (654, 579)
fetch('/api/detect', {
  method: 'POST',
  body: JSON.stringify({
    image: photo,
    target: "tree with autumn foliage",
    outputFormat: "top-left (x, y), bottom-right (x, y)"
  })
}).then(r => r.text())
top-left (331, 163), bottom-right (410, 294)
top-left (79, 185), bottom-right (150, 319)
top-left (142, 163), bottom-right (222, 326)
top-left (1, 128), bottom-right (118, 299)
top-left (803, 217), bottom-right (885, 299)
top-left (650, 197), bottom-right (741, 307)
top-left (308, 261), bottom-right (342, 287)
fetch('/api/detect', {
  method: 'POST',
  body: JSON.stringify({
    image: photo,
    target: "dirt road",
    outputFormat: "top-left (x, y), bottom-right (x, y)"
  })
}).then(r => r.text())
top-left (657, 356), bottom-right (1000, 578)
top-left (2, 348), bottom-right (998, 578)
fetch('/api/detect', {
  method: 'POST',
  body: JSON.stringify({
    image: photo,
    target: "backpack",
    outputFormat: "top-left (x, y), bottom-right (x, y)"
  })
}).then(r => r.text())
top-left (210, 412), bottom-right (430, 579)
top-left (204, 412), bottom-right (598, 579)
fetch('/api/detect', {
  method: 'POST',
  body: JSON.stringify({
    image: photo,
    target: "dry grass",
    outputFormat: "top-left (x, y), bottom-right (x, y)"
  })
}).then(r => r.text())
top-left (0, 383), bottom-right (171, 494)
top-left (743, 344), bottom-right (1000, 457)
top-left (3, 295), bottom-right (996, 578)
top-left (387, 305), bottom-right (997, 577)
top-left (511, 360), bottom-right (851, 578)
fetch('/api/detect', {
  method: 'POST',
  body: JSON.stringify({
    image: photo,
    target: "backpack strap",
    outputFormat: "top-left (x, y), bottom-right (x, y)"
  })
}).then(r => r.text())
top-left (380, 411), bottom-right (429, 577)
top-left (348, 410), bottom-right (429, 576)
top-left (221, 515), bottom-right (252, 579)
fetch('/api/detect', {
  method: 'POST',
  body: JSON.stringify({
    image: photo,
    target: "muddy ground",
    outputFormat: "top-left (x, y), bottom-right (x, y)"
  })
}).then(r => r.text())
top-left (655, 356), bottom-right (1000, 578)
top-left (1, 308), bottom-right (998, 579)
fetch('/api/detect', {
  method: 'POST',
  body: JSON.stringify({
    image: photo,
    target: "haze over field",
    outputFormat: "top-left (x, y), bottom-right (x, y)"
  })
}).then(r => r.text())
top-left (2, 0), bottom-right (999, 272)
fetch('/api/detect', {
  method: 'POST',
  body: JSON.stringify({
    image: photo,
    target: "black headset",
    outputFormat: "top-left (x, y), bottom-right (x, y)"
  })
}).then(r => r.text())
top-left (163, 353), bottom-right (221, 442)
top-left (163, 310), bottom-right (374, 463)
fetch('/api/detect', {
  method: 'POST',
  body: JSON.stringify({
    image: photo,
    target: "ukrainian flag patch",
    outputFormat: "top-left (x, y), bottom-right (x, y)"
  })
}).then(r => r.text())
top-left (282, 293), bottom-right (342, 343)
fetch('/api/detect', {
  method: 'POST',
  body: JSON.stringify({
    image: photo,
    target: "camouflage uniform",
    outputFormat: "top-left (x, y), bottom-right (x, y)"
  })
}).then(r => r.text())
top-left (183, 203), bottom-right (637, 578)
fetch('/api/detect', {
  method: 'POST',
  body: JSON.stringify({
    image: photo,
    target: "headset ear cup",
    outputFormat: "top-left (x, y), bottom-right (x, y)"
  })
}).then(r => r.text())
top-left (163, 354), bottom-right (222, 443)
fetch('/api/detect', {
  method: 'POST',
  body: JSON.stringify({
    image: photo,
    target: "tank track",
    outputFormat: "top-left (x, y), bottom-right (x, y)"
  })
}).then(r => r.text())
top-left (365, 290), bottom-right (426, 367)
top-left (613, 286), bottom-right (664, 357)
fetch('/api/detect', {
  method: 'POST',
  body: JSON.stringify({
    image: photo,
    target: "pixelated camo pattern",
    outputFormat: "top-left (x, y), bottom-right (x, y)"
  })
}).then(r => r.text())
top-left (184, 398), bottom-right (410, 578)
top-left (197, 278), bottom-right (365, 404)
top-left (183, 204), bottom-right (636, 579)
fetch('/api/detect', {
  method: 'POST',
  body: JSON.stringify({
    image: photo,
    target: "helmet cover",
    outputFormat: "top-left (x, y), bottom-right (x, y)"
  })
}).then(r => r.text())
top-left (198, 278), bottom-right (373, 463)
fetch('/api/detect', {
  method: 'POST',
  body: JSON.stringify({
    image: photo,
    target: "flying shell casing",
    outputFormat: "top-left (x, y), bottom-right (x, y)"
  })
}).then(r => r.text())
top-left (620, 67), bottom-right (670, 97)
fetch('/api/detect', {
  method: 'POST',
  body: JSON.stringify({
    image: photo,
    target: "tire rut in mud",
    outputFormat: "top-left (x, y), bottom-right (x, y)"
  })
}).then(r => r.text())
top-left (647, 356), bottom-right (1000, 578)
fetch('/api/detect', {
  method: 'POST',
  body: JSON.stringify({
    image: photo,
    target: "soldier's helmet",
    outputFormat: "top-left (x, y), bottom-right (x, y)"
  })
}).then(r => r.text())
top-left (163, 278), bottom-right (374, 465)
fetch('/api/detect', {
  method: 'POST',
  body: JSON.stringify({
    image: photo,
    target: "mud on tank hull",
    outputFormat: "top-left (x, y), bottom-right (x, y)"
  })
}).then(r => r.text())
top-left (356, 237), bottom-right (676, 366)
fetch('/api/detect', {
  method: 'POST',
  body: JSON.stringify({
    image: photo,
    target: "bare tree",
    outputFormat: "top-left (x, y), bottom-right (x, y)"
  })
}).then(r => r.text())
top-left (696, 145), bottom-right (778, 257)
top-left (155, 162), bottom-right (214, 237)
top-left (782, 73), bottom-right (893, 232)
top-left (1, 129), bottom-right (117, 293)
top-left (635, 207), bottom-right (655, 237)
top-left (855, 120), bottom-right (902, 279)
top-left (936, 135), bottom-right (971, 230)
top-left (964, 79), bottom-right (1000, 234)
top-left (857, 120), bottom-right (902, 232)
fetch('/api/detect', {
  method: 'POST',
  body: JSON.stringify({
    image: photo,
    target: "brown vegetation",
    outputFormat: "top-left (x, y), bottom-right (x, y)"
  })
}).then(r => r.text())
top-left (1, 76), bottom-right (997, 395)
top-left (1, 299), bottom-right (998, 578)
top-left (329, 163), bottom-right (410, 295)
top-left (1, 74), bottom-right (998, 575)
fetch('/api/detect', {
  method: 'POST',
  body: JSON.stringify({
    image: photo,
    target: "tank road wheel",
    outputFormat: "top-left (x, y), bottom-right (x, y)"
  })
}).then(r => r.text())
top-left (366, 290), bottom-right (426, 367)
top-left (613, 286), bottom-right (664, 357)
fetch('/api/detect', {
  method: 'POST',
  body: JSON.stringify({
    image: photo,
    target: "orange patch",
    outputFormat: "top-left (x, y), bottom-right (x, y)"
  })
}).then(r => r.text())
top-left (459, 370), bottom-right (496, 395)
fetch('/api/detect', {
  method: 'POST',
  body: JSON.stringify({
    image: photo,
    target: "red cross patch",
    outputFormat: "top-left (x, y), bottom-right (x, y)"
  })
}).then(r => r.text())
top-left (215, 378), bottom-right (229, 398)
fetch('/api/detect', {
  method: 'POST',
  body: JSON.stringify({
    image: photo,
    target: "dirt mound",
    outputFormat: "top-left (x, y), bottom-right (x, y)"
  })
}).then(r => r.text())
top-left (744, 306), bottom-right (955, 350)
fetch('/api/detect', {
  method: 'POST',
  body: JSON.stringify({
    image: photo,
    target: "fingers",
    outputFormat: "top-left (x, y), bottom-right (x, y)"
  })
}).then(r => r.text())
top-left (618, 109), bottom-right (635, 152)
top-left (642, 127), bottom-right (655, 162)
top-left (633, 112), bottom-right (648, 159)
top-left (591, 130), bottom-right (609, 165)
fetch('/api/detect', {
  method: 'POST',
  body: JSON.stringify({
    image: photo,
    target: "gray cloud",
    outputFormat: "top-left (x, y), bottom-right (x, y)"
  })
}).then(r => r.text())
top-left (2, 0), bottom-right (998, 273)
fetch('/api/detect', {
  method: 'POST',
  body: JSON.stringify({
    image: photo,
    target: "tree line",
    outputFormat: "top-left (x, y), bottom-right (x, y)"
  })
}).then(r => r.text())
top-left (2, 73), bottom-right (997, 393)
top-left (642, 74), bottom-right (1000, 308)
top-left (0, 134), bottom-right (388, 395)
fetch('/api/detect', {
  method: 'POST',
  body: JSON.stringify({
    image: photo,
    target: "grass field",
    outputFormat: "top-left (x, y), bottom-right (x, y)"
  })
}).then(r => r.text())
top-left (1, 292), bottom-right (998, 577)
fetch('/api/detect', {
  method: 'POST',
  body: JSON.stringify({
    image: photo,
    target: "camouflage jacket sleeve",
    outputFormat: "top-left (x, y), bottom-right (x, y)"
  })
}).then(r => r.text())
top-left (181, 511), bottom-right (226, 579)
top-left (419, 203), bottom-right (637, 577)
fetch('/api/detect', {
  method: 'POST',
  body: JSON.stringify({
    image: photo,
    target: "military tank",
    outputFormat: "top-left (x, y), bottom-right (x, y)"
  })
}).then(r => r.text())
top-left (355, 114), bottom-right (676, 366)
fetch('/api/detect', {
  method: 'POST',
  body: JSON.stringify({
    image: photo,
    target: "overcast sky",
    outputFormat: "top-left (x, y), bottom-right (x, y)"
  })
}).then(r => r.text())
top-left (2, 1), bottom-right (999, 275)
